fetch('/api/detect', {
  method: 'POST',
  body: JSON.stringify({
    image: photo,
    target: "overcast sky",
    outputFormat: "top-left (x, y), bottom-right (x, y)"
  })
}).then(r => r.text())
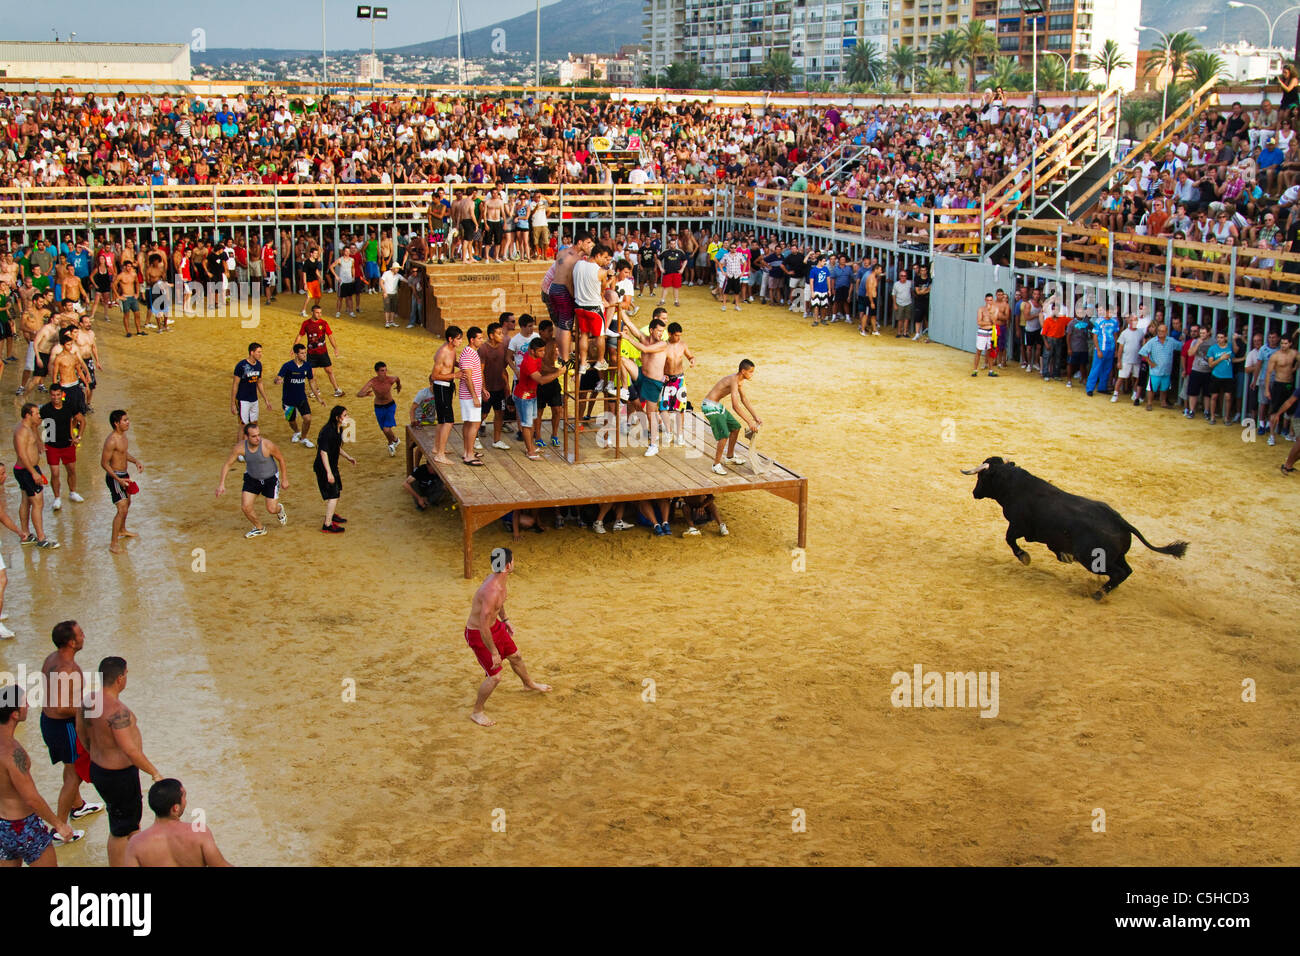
top-left (12, 1), bottom-right (560, 51)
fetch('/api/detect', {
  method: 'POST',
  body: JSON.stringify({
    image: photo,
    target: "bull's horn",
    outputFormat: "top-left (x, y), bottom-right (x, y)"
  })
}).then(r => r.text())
top-left (960, 463), bottom-right (990, 475)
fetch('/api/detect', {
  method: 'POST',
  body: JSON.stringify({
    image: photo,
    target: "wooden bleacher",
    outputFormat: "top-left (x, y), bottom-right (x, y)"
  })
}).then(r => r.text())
top-left (420, 260), bottom-right (551, 336)
top-left (404, 420), bottom-right (808, 578)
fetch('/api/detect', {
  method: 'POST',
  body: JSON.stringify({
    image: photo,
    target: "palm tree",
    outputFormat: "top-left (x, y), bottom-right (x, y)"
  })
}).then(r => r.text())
top-left (1119, 96), bottom-right (1159, 140)
top-left (888, 44), bottom-right (919, 91)
top-left (956, 21), bottom-right (996, 92)
top-left (930, 29), bottom-right (963, 73)
top-left (982, 56), bottom-right (1027, 92)
top-left (1186, 50), bottom-right (1228, 89)
top-left (663, 60), bottom-right (703, 90)
top-left (1143, 30), bottom-right (1203, 86)
top-left (846, 41), bottom-right (885, 86)
top-left (760, 51), bottom-right (797, 91)
top-left (1037, 57), bottom-right (1066, 92)
top-left (1091, 38), bottom-right (1131, 88)
top-left (918, 66), bottom-right (965, 93)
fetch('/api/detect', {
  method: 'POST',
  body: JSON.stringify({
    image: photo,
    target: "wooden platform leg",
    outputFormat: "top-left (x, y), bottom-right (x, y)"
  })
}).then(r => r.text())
top-left (797, 480), bottom-right (808, 549)
top-left (463, 507), bottom-right (475, 579)
top-left (405, 425), bottom-right (414, 474)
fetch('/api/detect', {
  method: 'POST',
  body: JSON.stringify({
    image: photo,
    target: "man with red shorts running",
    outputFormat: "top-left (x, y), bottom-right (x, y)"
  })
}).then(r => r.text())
top-left (463, 548), bottom-right (550, 727)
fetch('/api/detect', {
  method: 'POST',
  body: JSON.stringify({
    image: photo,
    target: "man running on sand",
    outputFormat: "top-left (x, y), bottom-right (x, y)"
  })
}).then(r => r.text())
top-left (357, 361), bottom-right (403, 456)
top-left (124, 778), bottom-right (231, 867)
top-left (464, 548), bottom-right (550, 726)
top-left (216, 423), bottom-right (289, 538)
top-left (101, 410), bottom-right (142, 554)
top-left (0, 685), bottom-right (75, 866)
top-left (701, 360), bottom-right (762, 475)
top-left (40, 621), bottom-right (102, 836)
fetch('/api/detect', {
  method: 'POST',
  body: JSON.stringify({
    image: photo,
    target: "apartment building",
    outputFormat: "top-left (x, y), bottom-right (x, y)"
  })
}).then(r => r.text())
top-left (643, 0), bottom-right (891, 86)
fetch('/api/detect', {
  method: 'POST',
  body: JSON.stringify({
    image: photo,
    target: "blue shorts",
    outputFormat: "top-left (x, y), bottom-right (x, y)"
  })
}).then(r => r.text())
top-left (514, 396), bottom-right (537, 428)
top-left (374, 401), bottom-right (397, 429)
top-left (364, 261), bottom-right (380, 280)
top-left (1148, 374), bottom-right (1171, 392)
top-left (0, 813), bottom-right (52, 865)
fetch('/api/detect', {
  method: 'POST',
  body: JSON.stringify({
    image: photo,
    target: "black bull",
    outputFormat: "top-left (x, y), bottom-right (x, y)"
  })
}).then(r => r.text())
top-left (964, 457), bottom-right (1189, 599)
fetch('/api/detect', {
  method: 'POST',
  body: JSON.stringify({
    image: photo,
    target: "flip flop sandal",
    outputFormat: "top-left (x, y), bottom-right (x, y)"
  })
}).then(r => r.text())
top-left (463, 458), bottom-right (485, 467)
top-left (1281, 464), bottom-right (1295, 476)
top-left (525, 453), bottom-right (542, 461)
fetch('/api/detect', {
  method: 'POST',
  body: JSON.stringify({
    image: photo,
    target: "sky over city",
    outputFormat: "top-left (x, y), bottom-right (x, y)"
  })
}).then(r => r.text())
top-left (12, 1), bottom-right (562, 51)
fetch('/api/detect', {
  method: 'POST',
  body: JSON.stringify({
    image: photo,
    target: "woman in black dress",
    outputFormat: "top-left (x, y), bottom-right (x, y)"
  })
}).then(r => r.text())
top-left (1279, 64), bottom-right (1299, 112)
top-left (314, 405), bottom-right (355, 533)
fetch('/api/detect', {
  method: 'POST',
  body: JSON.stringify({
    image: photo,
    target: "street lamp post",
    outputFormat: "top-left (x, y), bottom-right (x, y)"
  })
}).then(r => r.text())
top-left (356, 6), bottom-right (388, 90)
top-left (1021, 0), bottom-right (1046, 111)
top-left (1138, 24), bottom-right (1207, 126)
top-left (1226, 2), bottom-right (1300, 51)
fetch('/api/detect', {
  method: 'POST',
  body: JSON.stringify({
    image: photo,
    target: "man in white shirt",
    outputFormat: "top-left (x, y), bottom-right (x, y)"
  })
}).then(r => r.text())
top-left (379, 262), bottom-right (405, 329)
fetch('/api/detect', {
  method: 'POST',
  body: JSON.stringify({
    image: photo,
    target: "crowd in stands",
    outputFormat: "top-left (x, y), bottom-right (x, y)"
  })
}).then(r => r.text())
top-left (1084, 98), bottom-right (1300, 307)
top-left (1, 87), bottom-right (1064, 216)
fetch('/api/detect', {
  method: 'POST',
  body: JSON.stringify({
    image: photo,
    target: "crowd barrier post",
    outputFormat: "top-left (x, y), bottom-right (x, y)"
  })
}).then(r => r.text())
top-left (148, 183), bottom-right (156, 237)
top-left (1228, 245), bottom-right (1238, 312)
top-left (928, 209), bottom-right (935, 257)
top-left (1164, 244), bottom-right (1173, 298)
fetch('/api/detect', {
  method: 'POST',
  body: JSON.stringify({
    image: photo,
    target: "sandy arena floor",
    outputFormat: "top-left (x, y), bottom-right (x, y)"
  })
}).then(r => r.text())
top-left (3, 283), bottom-right (1295, 866)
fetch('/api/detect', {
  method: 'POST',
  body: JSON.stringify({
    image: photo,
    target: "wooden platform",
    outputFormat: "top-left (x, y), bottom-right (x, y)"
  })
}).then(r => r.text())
top-left (405, 416), bottom-right (808, 578)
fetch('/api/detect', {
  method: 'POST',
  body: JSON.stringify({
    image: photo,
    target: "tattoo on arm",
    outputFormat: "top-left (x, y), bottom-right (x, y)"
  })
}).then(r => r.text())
top-left (13, 744), bottom-right (30, 775)
top-left (108, 710), bottom-right (133, 730)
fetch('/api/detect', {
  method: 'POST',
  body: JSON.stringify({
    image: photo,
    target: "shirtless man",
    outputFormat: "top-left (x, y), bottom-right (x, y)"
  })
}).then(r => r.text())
top-left (700, 360), bottom-right (762, 475)
top-left (75, 314), bottom-right (102, 412)
top-left (0, 685), bottom-right (74, 867)
top-left (972, 293), bottom-right (998, 376)
top-left (357, 361), bottom-right (403, 455)
top-left (621, 316), bottom-right (672, 456)
top-left (24, 311), bottom-right (59, 397)
top-left (113, 263), bottom-right (144, 337)
top-left (430, 326), bottom-right (463, 464)
top-left (482, 189), bottom-right (506, 263)
top-left (1263, 335), bottom-right (1298, 445)
top-left (659, 320), bottom-right (696, 446)
top-left (549, 231), bottom-right (594, 365)
top-left (18, 295), bottom-right (49, 395)
top-left (102, 409), bottom-right (143, 554)
top-left (124, 779), bottom-right (231, 867)
top-left (144, 251), bottom-right (170, 332)
top-left (48, 331), bottom-right (90, 418)
top-left (993, 289), bottom-right (1012, 369)
top-left (40, 621), bottom-right (102, 834)
top-left (463, 548), bottom-right (550, 727)
top-left (13, 403), bottom-right (57, 548)
top-left (59, 270), bottom-right (85, 316)
top-left (450, 192), bottom-right (477, 263)
top-left (77, 657), bottom-right (162, 867)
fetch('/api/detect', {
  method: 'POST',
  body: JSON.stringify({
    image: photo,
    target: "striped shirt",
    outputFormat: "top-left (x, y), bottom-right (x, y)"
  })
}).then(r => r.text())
top-left (457, 346), bottom-right (483, 401)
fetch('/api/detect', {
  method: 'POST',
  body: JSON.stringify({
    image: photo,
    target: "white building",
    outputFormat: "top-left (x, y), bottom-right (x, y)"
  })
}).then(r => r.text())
top-left (1213, 41), bottom-right (1291, 84)
top-left (0, 41), bottom-right (191, 83)
top-left (358, 54), bottom-right (385, 82)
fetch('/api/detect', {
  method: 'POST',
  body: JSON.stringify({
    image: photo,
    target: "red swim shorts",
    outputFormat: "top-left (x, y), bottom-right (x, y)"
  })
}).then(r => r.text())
top-left (46, 444), bottom-right (76, 467)
top-left (662, 272), bottom-right (682, 289)
top-left (575, 307), bottom-right (604, 338)
top-left (464, 619), bottom-right (517, 676)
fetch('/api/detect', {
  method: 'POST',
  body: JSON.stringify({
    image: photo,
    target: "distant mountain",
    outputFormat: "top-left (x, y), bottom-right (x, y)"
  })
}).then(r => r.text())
top-left (193, 0), bottom-right (642, 66)
top-left (1143, 0), bottom-right (1298, 51)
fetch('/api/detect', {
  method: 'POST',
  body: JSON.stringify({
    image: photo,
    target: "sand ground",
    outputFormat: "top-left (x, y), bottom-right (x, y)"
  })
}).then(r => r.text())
top-left (4, 283), bottom-right (1295, 866)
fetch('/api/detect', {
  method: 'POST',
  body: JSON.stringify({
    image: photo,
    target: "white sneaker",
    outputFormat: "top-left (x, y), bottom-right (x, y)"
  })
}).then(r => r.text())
top-left (1110, 394), bottom-right (1118, 403)
top-left (51, 829), bottom-right (85, 846)
top-left (335, 311), bottom-right (341, 317)
top-left (734, 305), bottom-right (741, 311)
top-left (594, 359), bottom-right (609, 372)
top-left (592, 519), bottom-right (606, 534)
top-left (611, 519), bottom-right (633, 531)
top-left (725, 456), bottom-right (746, 466)
top-left (492, 440), bottom-right (510, 450)
top-left (1268, 434), bottom-right (1276, 446)
top-left (69, 492), bottom-right (85, 503)
top-left (1066, 381), bottom-right (1073, 388)
top-left (302, 439), bottom-right (315, 449)
top-left (712, 463), bottom-right (727, 475)
top-left (718, 523), bottom-right (729, 536)
top-left (645, 444), bottom-right (659, 457)
top-left (683, 526), bottom-right (701, 536)
top-left (619, 387), bottom-right (630, 401)
top-left (52, 496), bottom-right (62, 511)
top-left (871, 330), bottom-right (880, 336)
top-left (474, 438), bottom-right (483, 451)
top-left (300, 310), bottom-right (307, 317)
top-left (0, 623), bottom-right (14, 640)
top-left (245, 527), bottom-right (267, 538)
top-left (292, 432), bottom-right (301, 443)
top-left (388, 441), bottom-right (398, 457)
top-left (278, 506), bottom-right (288, 526)
top-left (675, 434), bottom-right (687, 447)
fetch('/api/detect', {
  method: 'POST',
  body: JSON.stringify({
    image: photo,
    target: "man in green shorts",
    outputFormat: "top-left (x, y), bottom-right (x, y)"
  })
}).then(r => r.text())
top-left (700, 360), bottom-right (761, 475)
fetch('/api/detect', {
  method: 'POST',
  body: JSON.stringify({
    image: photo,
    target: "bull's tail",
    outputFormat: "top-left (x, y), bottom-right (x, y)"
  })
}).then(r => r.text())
top-left (1127, 523), bottom-right (1188, 558)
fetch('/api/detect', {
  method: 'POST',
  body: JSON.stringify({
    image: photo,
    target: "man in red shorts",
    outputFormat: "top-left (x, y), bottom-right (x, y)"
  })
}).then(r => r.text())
top-left (463, 548), bottom-right (550, 727)
top-left (572, 243), bottom-right (613, 375)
